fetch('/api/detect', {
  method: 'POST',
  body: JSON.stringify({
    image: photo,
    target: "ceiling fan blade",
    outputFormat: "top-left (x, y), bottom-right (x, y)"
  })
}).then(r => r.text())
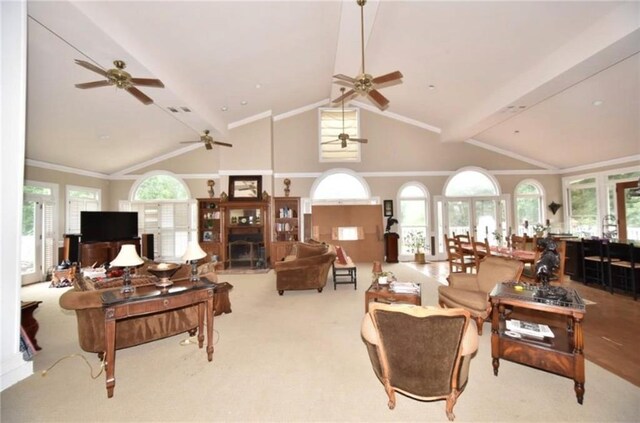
top-left (75, 80), bottom-right (111, 89)
top-left (350, 138), bottom-right (368, 143)
top-left (130, 78), bottom-right (165, 88)
top-left (368, 89), bottom-right (389, 110)
top-left (332, 89), bottom-right (357, 104)
top-left (321, 139), bottom-right (340, 145)
top-left (179, 141), bottom-right (202, 144)
top-left (333, 74), bottom-right (356, 83)
top-left (204, 142), bottom-right (213, 150)
top-left (213, 141), bottom-right (233, 148)
top-left (125, 86), bottom-right (153, 105)
top-left (74, 59), bottom-right (107, 77)
top-left (372, 70), bottom-right (403, 85)
top-left (332, 80), bottom-right (354, 88)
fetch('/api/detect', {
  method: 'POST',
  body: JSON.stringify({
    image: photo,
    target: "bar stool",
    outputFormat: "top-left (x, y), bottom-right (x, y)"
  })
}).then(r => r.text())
top-left (607, 242), bottom-right (638, 300)
top-left (581, 238), bottom-right (618, 290)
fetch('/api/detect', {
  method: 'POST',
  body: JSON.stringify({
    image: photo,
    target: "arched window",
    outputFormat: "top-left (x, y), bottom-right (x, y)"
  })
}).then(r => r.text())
top-left (515, 180), bottom-right (545, 235)
top-left (133, 174), bottom-right (189, 201)
top-left (398, 183), bottom-right (429, 256)
top-left (311, 169), bottom-right (370, 201)
top-left (444, 169), bottom-right (498, 197)
top-left (123, 172), bottom-right (194, 260)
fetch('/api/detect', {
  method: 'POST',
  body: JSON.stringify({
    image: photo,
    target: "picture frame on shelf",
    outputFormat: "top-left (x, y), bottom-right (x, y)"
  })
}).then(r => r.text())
top-left (229, 175), bottom-right (262, 201)
top-left (203, 231), bottom-right (213, 242)
top-left (383, 200), bottom-right (394, 217)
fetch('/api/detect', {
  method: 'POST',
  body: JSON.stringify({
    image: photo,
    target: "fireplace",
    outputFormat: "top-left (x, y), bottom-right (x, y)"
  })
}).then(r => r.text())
top-left (228, 237), bottom-right (265, 269)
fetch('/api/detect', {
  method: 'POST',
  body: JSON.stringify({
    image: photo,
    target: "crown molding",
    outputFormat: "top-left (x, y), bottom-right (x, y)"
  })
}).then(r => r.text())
top-left (110, 173), bottom-right (221, 181)
top-left (25, 159), bottom-right (110, 179)
top-left (110, 144), bottom-right (202, 177)
top-left (465, 139), bottom-right (557, 170)
top-left (227, 110), bottom-right (272, 130)
top-left (351, 100), bottom-right (442, 134)
top-left (218, 169), bottom-right (273, 176)
top-left (558, 154), bottom-right (640, 174)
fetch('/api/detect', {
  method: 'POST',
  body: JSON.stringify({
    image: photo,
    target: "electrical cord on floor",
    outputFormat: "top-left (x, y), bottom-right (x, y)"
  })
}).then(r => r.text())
top-left (41, 353), bottom-right (105, 380)
top-left (179, 329), bottom-right (219, 346)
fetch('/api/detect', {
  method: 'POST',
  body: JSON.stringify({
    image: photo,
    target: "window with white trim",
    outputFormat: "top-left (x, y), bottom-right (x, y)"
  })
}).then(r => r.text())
top-left (121, 173), bottom-right (195, 260)
top-left (66, 185), bottom-right (101, 233)
top-left (514, 180), bottom-right (544, 235)
top-left (312, 171), bottom-right (369, 201)
top-left (318, 107), bottom-right (361, 162)
top-left (398, 184), bottom-right (429, 255)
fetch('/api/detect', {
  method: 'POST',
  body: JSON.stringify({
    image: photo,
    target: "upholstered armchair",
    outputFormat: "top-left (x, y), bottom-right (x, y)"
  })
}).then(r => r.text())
top-left (438, 256), bottom-right (523, 335)
top-left (361, 303), bottom-right (479, 421)
top-left (273, 242), bottom-right (337, 295)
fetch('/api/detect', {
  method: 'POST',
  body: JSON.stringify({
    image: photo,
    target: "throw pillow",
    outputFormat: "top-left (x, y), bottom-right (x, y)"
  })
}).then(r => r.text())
top-left (335, 245), bottom-right (348, 265)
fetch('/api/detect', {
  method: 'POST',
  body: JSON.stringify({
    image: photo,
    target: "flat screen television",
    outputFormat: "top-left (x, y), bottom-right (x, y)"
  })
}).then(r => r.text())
top-left (80, 211), bottom-right (138, 243)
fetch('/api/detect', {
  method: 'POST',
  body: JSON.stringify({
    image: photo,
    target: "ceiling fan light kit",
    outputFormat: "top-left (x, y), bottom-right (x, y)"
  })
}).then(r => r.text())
top-left (332, 0), bottom-right (403, 111)
top-left (74, 59), bottom-right (164, 105)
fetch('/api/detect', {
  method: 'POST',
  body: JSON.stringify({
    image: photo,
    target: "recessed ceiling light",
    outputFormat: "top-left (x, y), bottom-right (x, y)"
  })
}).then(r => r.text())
top-left (428, 84), bottom-right (435, 90)
top-left (240, 100), bottom-right (248, 106)
top-left (255, 83), bottom-right (262, 89)
top-left (98, 134), bottom-right (110, 141)
top-left (221, 106), bottom-right (228, 111)
top-left (514, 130), bottom-right (520, 134)
top-left (593, 100), bottom-right (604, 106)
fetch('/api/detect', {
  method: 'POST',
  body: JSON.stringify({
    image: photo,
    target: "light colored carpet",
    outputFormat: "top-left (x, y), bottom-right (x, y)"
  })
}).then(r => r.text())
top-left (2, 263), bottom-right (639, 422)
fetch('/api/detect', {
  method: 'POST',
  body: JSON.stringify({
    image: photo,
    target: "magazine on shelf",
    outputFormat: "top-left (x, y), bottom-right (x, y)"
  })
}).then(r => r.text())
top-left (389, 281), bottom-right (420, 294)
top-left (506, 319), bottom-right (555, 339)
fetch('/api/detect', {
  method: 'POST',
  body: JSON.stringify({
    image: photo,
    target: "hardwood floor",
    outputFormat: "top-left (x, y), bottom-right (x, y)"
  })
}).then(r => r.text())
top-left (407, 260), bottom-right (640, 387)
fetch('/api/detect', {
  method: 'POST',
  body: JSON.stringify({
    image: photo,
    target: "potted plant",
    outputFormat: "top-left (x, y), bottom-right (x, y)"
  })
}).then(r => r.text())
top-left (403, 231), bottom-right (427, 264)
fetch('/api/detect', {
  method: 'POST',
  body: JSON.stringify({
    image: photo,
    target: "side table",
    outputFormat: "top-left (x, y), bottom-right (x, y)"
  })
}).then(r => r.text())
top-left (101, 279), bottom-right (216, 398)
top-left (365, 283), bottom-right (421, 312)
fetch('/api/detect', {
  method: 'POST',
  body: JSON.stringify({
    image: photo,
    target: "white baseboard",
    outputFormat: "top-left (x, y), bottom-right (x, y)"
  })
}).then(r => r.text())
top-left (1, 353), bottom-right (33, 391)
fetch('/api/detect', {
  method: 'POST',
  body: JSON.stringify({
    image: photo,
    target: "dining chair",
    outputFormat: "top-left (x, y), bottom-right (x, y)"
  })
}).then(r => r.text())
top-left (444, 235), bottom-right (476, 274)
top-left (471, 237), bottom-right (491, 270)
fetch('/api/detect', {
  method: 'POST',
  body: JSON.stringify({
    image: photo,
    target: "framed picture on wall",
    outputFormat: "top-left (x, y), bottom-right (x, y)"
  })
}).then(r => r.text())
top-left (383, 200), bottom-right (393, 217)
top-left (229, 175), bottom-right (262, 201)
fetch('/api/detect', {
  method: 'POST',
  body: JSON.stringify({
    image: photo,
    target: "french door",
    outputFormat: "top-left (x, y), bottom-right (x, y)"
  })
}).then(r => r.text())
top-left (436, 195), bottom-right (511, 257)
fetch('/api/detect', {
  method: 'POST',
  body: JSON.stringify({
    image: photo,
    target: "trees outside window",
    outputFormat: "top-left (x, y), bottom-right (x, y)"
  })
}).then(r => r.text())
top-left (398, 184), bottom-right (428, 256)
top-left (515, 180), bottom-right (544, 236)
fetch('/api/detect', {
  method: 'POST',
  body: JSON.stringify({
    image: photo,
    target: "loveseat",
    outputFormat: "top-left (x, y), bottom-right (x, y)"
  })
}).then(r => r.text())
top-left (59, 261), bottom-right (231, 354)
top-left (273, 242), bottom-right (337, 295)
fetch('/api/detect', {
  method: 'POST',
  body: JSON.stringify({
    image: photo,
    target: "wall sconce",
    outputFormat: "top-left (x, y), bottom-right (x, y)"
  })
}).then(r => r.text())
top-left (548, 202), bottom-right (562, 215)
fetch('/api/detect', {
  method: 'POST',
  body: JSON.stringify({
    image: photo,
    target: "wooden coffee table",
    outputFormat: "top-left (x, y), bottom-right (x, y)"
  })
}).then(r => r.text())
top-left (365, 283), bottom-right (421, 312)
top-left (490, 282), bottom-right (586, 404)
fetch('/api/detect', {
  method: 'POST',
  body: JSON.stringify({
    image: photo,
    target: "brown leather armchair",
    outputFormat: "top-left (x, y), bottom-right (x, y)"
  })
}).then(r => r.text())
top-left (273, 242), bottom-right (336, 295)
top-left (438, 256), bottom-right (523, 335)
top-left (361, 303), bottom-right (479, 421)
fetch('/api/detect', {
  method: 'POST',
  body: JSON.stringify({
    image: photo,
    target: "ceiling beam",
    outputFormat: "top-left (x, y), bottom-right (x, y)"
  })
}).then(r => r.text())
top-left (440, 1), bottom-right (640, 143)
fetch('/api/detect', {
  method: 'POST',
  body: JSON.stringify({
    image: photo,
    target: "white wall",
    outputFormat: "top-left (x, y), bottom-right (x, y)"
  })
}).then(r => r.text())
top-left (1, 0), bottom-right (32, 390)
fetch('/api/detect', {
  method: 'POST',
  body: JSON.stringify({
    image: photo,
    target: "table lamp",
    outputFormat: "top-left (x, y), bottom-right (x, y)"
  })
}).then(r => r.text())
top-left (182, 241), bottom-right (207, 282)
top-left (110, 244), bottom-right (144, 294)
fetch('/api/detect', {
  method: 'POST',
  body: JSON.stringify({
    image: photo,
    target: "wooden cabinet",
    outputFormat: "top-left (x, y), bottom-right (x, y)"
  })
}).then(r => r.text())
top-left (79, 239), bottom-right (141, 267)
top-left (271, 197), bottom-right (300, 265)
top-left (197, 198), bottom-right (223, 261)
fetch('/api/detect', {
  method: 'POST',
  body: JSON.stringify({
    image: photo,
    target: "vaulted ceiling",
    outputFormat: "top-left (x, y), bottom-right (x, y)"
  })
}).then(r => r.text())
top-left (25, 1), bottom-right (640, 175)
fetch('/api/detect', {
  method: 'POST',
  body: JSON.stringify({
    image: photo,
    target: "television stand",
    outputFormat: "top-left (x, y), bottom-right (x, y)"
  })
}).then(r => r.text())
top-left (79, 239), bottom-right (141, 267)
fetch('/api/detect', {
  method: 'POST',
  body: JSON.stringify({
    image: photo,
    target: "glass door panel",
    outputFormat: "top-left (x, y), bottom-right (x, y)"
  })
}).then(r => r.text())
top-left (21, 200), bottom-right (42, 285)
top-left (474, 199), bottom-right (497, 243)
top-left (447, 200), bottom-right (471, 237)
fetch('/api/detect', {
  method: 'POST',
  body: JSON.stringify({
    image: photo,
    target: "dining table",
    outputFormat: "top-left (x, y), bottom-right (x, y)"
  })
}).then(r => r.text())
top-left (460, 243), bottom-right (536, 265)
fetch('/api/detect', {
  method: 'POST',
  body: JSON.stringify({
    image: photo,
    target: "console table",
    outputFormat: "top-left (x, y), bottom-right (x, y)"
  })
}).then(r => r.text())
top-left (21, 301), bottom-right (42, 350)
top-left (490, 283), bottom-right (586, 404)
top-left (101, 279), bottom-right (215, 398)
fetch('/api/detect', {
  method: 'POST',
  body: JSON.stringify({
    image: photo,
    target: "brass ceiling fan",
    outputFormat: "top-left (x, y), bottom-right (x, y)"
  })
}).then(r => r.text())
top-left (74, 59), bottom-right (164, 105)
top-left (180, 130), bottom-right (233, 150)
top-left (332, 0), bottom-right (403, 110)
top-left (322, 87), bottom-right (368, 149)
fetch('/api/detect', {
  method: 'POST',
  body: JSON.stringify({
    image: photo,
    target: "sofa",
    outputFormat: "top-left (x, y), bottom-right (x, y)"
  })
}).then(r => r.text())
top-left (59, 261), bottom-right (231, 354)
top-left (273, 242), bottom-right (337, 295)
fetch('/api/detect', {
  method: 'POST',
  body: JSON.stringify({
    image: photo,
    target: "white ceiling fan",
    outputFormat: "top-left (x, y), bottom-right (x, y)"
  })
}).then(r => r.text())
top-left (322, 87), bottom-right (368, 149)
top-left (332, 0), bottom-right (403, 110)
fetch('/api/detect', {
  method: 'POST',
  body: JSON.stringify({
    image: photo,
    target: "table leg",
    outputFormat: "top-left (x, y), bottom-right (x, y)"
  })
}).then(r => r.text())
top-left (491, 302), bottom-right (501, 376)
top-left (197, 302), bottom-right (205, 349)
top-left (104, 311), bottom-right (116, 398)
top-left (206, 293), bottom-right (215, 362)
top-left (573, 315), bottom-right (585, 404)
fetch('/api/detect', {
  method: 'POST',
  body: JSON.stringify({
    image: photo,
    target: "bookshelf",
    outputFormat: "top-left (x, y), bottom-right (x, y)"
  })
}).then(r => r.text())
top-left (271, 197), bottom-right (300, 264)
top-left (197, 198), bottom-right (222, 260)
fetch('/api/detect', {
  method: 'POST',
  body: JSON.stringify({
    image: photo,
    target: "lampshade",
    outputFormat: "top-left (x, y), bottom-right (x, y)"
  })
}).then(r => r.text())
top-left (110, 244), bottom-right (144, 267)
top-left (182, 241), bottom-right (207, 262)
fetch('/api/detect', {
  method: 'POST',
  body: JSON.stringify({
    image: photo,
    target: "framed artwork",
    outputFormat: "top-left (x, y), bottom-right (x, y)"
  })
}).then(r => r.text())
top-left (203, 231), bottom-right (213, 242)
top-left (229, 175), bottom-right (262, 201)
top-left (383, 200), bottom-right (394, 217)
